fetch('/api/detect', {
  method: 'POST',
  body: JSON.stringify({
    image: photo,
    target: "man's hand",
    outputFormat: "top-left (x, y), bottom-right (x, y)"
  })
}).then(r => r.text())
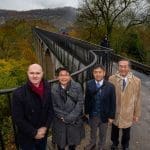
top-left (38, 127), bottom-right (47, 134)
top-left (108, 118), bottom-right (114, 124)
top-left (34, 127), bottom-right (47, 139)
top-left (133, 116), bottom-right (139, 123)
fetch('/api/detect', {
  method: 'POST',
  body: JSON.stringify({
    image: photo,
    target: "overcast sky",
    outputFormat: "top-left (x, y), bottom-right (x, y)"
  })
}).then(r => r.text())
top-left (0, 0), bottom-right (79, 11)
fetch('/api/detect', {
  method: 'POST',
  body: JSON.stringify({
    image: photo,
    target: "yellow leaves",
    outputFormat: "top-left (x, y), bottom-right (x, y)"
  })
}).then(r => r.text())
top-left (0, 59), bottom-right (28, 73)
top-left (0, 19), bottom-right (57, 89)
top-left (69, 29), bottom-right (79, 37)
top-left (22, 47), bottom-right (37, 63)
top-left (0, 59), bottom-right (13, 72)
top-left (0, 59), bottom-right (29, 89)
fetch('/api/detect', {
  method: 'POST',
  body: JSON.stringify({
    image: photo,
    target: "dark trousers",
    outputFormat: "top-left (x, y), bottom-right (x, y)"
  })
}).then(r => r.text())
top-left (57, 145), bottom-right (76, 150)
top-left (111, 124), bottom-right (131, 148)
top-left (20, 138), bottom-right (47, 150)
top-left (89, 117), bottom-right (108, 149)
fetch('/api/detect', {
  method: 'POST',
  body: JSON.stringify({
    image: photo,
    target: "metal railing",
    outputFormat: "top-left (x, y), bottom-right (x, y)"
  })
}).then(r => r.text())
top-left (0, 27), bottom-right (110, 150)
top-left (0, 28), bottom-right (113, 149)
top-left (0, 28), bottom-right (150, 150)
top-left (1, 27), bottom-right (149, 149)
top-left (33, 27), bottom-right (113, 78)
top-left (0, 48), bottom-right (99, 150)
top-left (0, 53), bottom-right (96, 150)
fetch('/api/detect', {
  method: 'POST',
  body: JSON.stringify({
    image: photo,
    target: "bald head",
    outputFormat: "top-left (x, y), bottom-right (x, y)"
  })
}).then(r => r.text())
top-left (28, 64), bottom-right (43, 72)
top-left (27, 64), bottom-right (44, 87)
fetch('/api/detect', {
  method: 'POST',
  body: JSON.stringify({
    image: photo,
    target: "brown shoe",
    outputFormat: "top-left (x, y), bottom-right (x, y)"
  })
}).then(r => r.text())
top-left (84, 143), bottom-right (96, 150)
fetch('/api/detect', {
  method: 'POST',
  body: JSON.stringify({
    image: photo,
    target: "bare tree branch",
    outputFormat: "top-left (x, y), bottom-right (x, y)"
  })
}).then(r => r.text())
top-left (77, 0), bottom-right (150, 39)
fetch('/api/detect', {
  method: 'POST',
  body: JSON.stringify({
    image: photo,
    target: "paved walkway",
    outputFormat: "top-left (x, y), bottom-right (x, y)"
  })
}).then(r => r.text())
top-left (47, 69), bottom-right (150, 150)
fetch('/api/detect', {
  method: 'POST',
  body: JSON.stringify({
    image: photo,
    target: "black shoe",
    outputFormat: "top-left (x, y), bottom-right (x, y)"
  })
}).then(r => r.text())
top-left (122, 147), bottom-right (129, 150)
top-left (69, 145), bottom-right (76, 150)
top-left (111, 144), bottom-right (118, 150)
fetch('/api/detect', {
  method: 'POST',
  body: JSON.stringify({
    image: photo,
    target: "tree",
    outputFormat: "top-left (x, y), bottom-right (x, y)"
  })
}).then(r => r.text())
top-left (77, 0), bottom-right (150, 41)
top-left (121, 32), bottom-right (145, 62)
top-left (0, 59), bottom-right (29, 149)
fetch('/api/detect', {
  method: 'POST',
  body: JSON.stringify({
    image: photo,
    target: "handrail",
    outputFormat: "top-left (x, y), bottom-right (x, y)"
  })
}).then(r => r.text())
top-left (0, 27), bottom-right (111, 150)
top-left (0, 50), bottom-right (97, 93)
top-left (71, 51), bottom-right (97, 76)
top-left (0, 37), bottom-right (99, 149)
top-left (34, 27), bottom-right (114, 52)
top-left (34, 27), bottom-right (150, 75)
top-left (0, 45), bottom-right (98, 150)
top-left (0, 87), bottom-right (18, 94)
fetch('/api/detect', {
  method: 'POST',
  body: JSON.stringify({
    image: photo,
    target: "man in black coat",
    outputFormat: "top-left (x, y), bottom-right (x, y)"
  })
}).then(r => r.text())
top-left (100, 35), bottom-right (109, 48)
top-left (84, 64), bottom-right (116, 150)
top-left (12, 64), bottom-right (54, 150)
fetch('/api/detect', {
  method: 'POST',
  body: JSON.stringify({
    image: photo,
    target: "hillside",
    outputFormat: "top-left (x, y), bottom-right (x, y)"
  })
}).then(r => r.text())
top-left (0, 7), bottom-right (77, 28)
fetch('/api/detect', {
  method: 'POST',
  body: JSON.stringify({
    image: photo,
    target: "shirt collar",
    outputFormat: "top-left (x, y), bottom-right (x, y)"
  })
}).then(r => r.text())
top-left (122, 77), bottom-right (127, 82)
top-left (95, 79), bottom-right (104, 87)
top-left (61, 85), bottom-right (66, 89)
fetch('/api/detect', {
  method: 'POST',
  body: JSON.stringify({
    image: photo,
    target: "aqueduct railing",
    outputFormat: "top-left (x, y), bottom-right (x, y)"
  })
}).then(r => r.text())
top-left (0, 28), bottom-right (112, 150)
top-left (0, 27), bottom-right (149, 150)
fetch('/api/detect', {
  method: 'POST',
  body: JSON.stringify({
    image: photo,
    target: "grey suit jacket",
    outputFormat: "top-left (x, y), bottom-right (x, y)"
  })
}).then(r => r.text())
top-left (51, 80), bottom-right (84, 123)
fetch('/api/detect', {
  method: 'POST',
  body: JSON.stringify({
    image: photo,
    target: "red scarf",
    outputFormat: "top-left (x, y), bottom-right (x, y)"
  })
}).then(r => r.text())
top-left (29, 81), bottom-right (44, 98)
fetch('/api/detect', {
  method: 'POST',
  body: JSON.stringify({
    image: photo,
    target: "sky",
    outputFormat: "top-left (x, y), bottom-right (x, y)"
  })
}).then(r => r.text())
top-left (0, 0), bottom-right (79, 11)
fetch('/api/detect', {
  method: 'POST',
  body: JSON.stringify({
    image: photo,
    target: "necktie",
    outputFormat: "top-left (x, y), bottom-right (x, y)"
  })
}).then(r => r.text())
top-left (96, 82), bottom-right (101, 88)
top-left (122, 79), bottom-right (126, 91)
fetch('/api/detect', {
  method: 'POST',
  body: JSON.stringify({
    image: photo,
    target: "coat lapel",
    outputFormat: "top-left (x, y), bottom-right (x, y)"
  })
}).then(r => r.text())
top-left (89, 80), bottom-right (97, 95)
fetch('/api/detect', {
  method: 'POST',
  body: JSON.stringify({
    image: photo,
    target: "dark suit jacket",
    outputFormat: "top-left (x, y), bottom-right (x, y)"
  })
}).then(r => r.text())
top-left (85, 79), bottom-right (116, 123)
top-left (11, 80), bottom-right (54, 145)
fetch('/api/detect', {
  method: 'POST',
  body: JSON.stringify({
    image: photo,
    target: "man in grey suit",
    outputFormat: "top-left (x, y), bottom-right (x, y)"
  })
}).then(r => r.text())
top-left (51, 67), bottom-right (85, 150)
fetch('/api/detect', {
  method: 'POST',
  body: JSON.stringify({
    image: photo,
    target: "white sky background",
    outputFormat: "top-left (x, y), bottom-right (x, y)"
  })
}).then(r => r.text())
top-left (0, 0), bottom-right (79, 11)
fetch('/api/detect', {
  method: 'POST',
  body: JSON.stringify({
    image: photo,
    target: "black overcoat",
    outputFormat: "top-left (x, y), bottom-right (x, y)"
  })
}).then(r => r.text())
top-left (11, 80), bottom-right (54, 145)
